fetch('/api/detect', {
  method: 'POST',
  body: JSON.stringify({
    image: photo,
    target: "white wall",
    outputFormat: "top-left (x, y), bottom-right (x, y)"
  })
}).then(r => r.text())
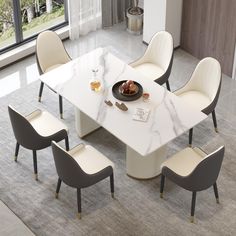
top-left (143, 0), bottom-right (183, 47)
top-left (139, 0), bottom-right (144, 8)
top-left (233, 43), bottom-right (236, 79)
top-left (166, 0), bottom-right (183, 47)
top-left (143, 0), bottom-right (166, 44)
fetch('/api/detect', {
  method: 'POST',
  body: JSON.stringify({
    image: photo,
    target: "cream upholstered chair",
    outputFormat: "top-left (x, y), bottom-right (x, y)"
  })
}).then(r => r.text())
top-left (160, 146), bottom-right (225, 223)
top-left (36, 30), bottom-right (71, 119)
top-left (174, 57), bottom-right (222, 146)
top-left (51, 141), bottom-right (114, 219)
top-left (130, 31), bottom-right (173, 91)
top-left (8, 105), bottom-right (69, 180)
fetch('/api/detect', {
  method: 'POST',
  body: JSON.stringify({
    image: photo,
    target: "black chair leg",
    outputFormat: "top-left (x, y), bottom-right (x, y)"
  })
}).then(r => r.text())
top-left (166, 80), bottom-right (171, 91)
top-left (65, 136), bottom-right (69, 151)
top-left (190, 191), bottom-right (197, 223)
top-left (32, 150), bottom-right (38, 181)
top-left (212, 110), bottom-right (218, 133)
top-left (213, 182), bottom-right (219, 204)
top-left (59, 95), bottom-right (63, 119)
top-left (55, 178), bottom-right (62, 199)
top-left (14, 142), bottom-right (20, 162)
top-left (110, 173), bottom-right (114, 198)
top-left (77, 188), bottom-right (81, 219)
top-left (189, 128), bottom-right (193, 147)
top-left (160, 174), bottom-right (165, 198)
top-left (38, 82), bottom-right (44, 102)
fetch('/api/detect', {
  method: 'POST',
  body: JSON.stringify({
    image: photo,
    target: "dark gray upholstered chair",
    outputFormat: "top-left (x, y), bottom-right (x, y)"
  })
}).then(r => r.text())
top-left (160, 146), bottom-right (225, 223)
top-left (36, 30), bottom-right (71, 119)
top-left (130, 31), bottom-right (174, 91)
top-left (8, 105), bottom-right (69, 180)
top-left (51, 141), bottom-right (114, 219)
top-left (174, 57), bottom-right (222, 146)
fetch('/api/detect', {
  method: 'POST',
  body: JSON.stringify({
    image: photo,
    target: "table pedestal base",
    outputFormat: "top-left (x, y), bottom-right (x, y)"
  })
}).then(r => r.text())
top-left (126, 145), bottom-right (167, 179)
top-left (75, 109), bottom-right (100, 138)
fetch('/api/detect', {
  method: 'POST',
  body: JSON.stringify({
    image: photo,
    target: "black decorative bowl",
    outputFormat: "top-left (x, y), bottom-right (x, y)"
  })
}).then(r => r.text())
top-left (112, 80), bottom-right (143, 101)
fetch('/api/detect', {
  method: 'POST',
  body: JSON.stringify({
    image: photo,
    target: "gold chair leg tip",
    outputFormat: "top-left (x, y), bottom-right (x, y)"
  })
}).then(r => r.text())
top-left (216, 198), bottom-right (220, 204)
top-left (111, 192), bottom-right (114, 198)
top-left (77, 213), bottom-right (81, 219)
top-left (38, 97), bottom-right (41, 102)
top-left (14, 156), bottom-right (17, 162)
top-left (190, 216), bottom-right (194, 223)
top-left (55, 193), bottom-right (59, 199)
top-left (215, 128), bottom-right (219, 133)
top-left (160, 193), bottom-right (163, 198)
top-left (60, 114), bottom-right (63, 119)
top-left (189, 144), bottom-right (192, 147)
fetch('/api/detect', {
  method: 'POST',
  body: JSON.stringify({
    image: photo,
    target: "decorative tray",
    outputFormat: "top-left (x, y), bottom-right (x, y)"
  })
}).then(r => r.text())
top-left (112, 80), bottom-right (143, 101)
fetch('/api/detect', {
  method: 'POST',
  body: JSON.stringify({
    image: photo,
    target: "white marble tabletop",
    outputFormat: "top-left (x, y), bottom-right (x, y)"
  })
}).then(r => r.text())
top-left (40, 48), bottom-right (207, 156)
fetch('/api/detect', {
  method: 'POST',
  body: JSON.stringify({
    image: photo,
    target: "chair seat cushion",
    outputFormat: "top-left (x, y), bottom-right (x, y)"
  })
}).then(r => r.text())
top-left (69, 144), bottom-right (114, 175)
top-left (174, 90), bottom-right (211, 111)
top-left (133, 63), bottom-right (165, 81)
top-left (161, 147), bottom-right (207, 176)
top-left (45, 64), bottom-right (63, 73)
top-left (27, 110), bottom-right (68, 137)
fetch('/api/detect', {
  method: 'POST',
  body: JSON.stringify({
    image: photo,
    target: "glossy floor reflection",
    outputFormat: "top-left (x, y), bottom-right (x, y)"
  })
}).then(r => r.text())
top-left (0, 23), bottom-right (146, 98)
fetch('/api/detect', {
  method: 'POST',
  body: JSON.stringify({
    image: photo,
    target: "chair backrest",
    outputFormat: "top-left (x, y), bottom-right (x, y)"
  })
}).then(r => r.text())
top-left (51, 141), bottom-right (91, 189)
top-left (186, 146), bottom-right (225, 191)
top-left (143, 31), bottom-right (173, 72)
top-left (8, 106), bottom-right (46, 150)
top-left (36, 30), bottom-right (71, 74)
top-left (51, 142), bottom-right (113, 189)
top-left (184, 57), bottom-right (221, 101)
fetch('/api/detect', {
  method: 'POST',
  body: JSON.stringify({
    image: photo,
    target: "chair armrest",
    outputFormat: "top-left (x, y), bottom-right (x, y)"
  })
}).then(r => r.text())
top-left (68, 143), bottom-right (85, 156)
top-left (193, 147), bottom-right (207, 157)
top-left (26, 109), bottom-right (42, 121)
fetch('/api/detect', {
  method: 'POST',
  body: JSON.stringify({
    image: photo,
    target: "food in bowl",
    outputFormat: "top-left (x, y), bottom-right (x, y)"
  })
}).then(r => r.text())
top-left (119, 80), bottom-right (138, 95)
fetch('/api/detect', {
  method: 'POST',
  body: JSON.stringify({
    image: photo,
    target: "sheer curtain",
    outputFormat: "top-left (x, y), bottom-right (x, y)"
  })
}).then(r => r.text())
top-left (102, 0), bottom-right (131, 27)
top-left (68, 0), bottom-right (102, 40)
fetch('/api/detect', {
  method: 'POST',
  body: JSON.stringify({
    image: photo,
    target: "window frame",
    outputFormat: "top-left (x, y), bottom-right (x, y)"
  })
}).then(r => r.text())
top-left (0, 0), bottom-right (69, 55)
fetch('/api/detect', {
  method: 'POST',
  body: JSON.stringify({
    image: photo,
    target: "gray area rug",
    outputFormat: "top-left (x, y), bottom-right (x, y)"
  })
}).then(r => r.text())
top-left (0, 49), bottom-right (236, 235)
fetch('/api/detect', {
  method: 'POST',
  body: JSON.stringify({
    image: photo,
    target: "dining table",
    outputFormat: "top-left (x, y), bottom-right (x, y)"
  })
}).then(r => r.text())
top-left (40, 47), bottom-right (207, 179)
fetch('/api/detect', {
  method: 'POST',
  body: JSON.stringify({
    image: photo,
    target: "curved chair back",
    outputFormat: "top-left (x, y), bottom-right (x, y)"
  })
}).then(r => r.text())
top-left (51, 142), bottom-right (112, 189)
top-left (144, 31), bottom-right (173, 73)
top-left (188, 146), bottom-right (224, 191)
top-left (8, 106), bottom-right (45, 150)
top-left (185, 57), bottom-right (221, 103)
top-left (36, 30), bottom-right (71, 74)
top-left (8, 106), bottom-right (62, 150)
top-left (162, 146), bottom-right (225, 192)
top-left (180, 146), bottom-right (225, 192)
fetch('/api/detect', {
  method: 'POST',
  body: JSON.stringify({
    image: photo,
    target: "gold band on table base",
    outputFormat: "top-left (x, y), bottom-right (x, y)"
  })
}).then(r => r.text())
top-left (60, 113), bottom-right (63, 119)
top-left (35, 174), bottom-right (38, 181)
top-left (216, 198), bottom-right (220, 204)
top-left (190, 216), bottom-right (194, 223)
top-left (126, 173), bottom-right (160, 180)
top-left (160, 193), bottom-right (163, 198)
top-left (77, 213), bottom-right (81, 219)
top-left (38, 96), bottom-right (41, 102)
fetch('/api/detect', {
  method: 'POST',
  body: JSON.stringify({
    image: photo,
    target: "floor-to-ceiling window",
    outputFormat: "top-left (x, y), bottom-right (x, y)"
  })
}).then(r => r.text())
top-left (0, 0), bottom-right (68, 53)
